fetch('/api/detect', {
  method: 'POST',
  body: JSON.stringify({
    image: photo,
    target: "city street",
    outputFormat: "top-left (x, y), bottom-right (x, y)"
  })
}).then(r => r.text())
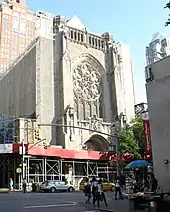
top-left (0, 191), bottom-right (130, 212)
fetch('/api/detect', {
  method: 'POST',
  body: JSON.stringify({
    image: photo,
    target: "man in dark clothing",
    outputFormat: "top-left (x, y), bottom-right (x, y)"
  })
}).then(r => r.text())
top-left (151, 177), bottom-right (158, 193)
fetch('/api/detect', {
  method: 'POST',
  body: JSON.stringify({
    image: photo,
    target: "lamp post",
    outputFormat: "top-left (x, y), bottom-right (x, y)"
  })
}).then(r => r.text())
top-left (22, 139), bottom-right (25, 180)
top-left (113, 113), bottom-right (127, 176)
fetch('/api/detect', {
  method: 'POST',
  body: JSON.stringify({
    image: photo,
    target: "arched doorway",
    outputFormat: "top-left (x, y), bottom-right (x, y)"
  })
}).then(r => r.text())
top-left (84, 134), bottom-right (110, 152)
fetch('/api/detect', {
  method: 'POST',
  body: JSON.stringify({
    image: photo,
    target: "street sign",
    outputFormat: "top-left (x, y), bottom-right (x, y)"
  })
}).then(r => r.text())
top-left (16, 168), bottom-right (22, 173)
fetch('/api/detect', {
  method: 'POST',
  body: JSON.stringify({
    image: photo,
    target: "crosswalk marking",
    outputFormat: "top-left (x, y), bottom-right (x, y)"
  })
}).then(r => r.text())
top-left (24, 202), bottom-right (77, 209)
top-left (80, 211), bottom-right (97, 212)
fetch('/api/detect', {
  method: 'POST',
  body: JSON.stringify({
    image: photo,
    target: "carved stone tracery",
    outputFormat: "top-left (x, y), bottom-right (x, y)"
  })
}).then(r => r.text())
top-left (73, 61), bottom-right (101, 102)
top-left (72, 54), bottom-right (105, 121)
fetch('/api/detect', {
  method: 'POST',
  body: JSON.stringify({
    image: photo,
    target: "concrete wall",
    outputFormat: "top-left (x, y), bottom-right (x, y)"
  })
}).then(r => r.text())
top-left (37, 37), bottom-right (55, 145)
top-left (0, 41), bottom-right (37, 117)
top-left (146, 56), bottom-right (170, 192)
top-left (0, 36), bottom-right (55, 145)
top-left (119, 44), bottom-right (135, 122)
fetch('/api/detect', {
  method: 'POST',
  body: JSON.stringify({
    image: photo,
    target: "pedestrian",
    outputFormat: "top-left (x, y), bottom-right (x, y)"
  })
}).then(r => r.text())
top-left (84, 178), bottom-right (91, 204)
top-left (96, 178), bottom-right (108, 208)
top-left (9, 178), bottom-right (13, 192)
top-left (115, 176), bottom-right (123, 200)
top-left (91, 177), bottom-right (98, 207)
top-left (23, 178), bottom-right (27, 194)
top-left (151, 175), bottom-right (158, 193)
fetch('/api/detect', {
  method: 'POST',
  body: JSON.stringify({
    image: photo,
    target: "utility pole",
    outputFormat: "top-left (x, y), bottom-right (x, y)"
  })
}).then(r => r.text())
top-left (22, 139), bottom-right (25, 181)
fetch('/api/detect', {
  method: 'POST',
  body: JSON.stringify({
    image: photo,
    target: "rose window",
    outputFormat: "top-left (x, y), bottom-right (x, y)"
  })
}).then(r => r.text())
top-left (73, 62), bottom-right (101, 101)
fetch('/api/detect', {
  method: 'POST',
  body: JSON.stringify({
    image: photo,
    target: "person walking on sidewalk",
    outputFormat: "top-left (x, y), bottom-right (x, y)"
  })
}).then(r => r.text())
top-left (23, 178), bottom-right (27, 194)
top-left (115, 176), bottom-right (123, 200)
top-left (9, 178), bottom-right (13, 192)
top-left (91, 177), bottom-right (98, 207)
top-left (84, 178), bottom-right (91, 204)
top-left (96, 178), bottom-right (108, 208)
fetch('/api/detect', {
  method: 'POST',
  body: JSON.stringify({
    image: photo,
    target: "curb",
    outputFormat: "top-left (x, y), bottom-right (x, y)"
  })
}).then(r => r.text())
top-left (0, 190), bottom-right (21, 193)
top-left (98, 209), bottom-right (115, 212)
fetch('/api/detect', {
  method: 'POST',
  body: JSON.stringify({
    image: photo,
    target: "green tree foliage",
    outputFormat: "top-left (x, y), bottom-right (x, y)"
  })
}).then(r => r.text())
top-left (118, 115), bottom-right (145, 158)
top-left (131, 116), bottom-right (145, 155)
top-left (118, 125), bottom-right (139, 158)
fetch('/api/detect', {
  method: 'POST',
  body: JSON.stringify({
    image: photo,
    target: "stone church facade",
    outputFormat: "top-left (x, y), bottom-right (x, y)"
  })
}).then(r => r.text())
top-left (0, 15), bottom-right (135, 152)
top-left (53, 16), bottom-right (134, 151)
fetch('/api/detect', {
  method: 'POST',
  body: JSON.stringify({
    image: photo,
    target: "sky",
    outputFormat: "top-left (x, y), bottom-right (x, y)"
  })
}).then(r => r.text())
top-left (26, 0), bottom-right (170, 104)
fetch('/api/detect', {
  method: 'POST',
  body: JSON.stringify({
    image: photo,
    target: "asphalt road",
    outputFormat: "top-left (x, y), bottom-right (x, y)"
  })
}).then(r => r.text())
top-left (0, 192), bottom-right (106, 212)
top-left (0, 191), bottom-right (132, 212)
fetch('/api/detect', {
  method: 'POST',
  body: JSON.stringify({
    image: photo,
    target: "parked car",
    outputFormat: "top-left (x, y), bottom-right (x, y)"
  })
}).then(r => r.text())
top-left (40, 180), bottom-right (75, 193)
top-left (79, 177), bottom-right (115, 191)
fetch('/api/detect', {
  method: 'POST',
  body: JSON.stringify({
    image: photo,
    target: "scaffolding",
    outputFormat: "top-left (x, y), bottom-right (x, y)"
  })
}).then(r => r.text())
top-left (0, 116), bottom-right (16, 144)
top-left (0, 153), bottom-right (117, 188)
top-left (23, 156), bottom-right (117, 189)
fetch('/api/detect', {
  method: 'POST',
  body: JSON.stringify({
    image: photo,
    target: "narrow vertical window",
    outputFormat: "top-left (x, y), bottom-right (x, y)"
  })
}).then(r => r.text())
top-left (78, 32), bottom-right (80, 41)
top-left (98, 40), bottom-right (101, 48)
top-left (89, 36), bottom-right (91, 45)
top-left (71, 31), bottom-right (73, 39)
top-left (74, 31), bottom-right (77, 40)
top-left (81, 34), bottom-right (84, 42)
top-left (92, 37), bottom-right (94, 46)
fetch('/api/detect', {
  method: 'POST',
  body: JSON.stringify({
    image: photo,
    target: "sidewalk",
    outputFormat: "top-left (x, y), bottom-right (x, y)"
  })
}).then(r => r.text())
top-left (98, 198), bottom-right (129, 212)
top-left (97, 198), bottom-right (142, 212)
top-left (0, 188), bottom-right (21, 193)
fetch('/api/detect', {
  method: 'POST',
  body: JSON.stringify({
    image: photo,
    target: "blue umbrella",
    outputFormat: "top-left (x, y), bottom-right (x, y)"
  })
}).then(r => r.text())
top-left (125, 160), bottom-right (152, 169)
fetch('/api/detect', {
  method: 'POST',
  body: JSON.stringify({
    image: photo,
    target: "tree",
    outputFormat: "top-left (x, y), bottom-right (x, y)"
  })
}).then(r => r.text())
top-left (130, 116), bottom-right (146, 155)
top-left (118, 125), bottom-right (140, 158)
top-left (118, 115), bottom-right (146, 159)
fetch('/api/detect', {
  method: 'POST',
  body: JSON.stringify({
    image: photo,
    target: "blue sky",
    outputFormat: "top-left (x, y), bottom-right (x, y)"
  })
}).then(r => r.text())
top-left (27, 0), bottom-right (170, 104)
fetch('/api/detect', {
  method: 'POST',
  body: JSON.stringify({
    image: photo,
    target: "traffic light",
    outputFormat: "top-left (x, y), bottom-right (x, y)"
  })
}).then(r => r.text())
top-left (43, 140), bottom-right (49, 149)
top-left (34, 128), bottom-right (41, 140)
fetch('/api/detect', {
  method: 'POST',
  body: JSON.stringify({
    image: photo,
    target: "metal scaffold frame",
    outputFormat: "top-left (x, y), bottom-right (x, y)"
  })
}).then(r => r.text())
top-left (23, 156), bottom-right (116, 189)
top-left (0, 154), bottom-right (116, 189)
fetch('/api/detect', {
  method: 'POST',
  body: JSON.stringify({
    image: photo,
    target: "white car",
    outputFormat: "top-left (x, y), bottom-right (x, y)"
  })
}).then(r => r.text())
top-left (40, 180), bottom-right (75, 193)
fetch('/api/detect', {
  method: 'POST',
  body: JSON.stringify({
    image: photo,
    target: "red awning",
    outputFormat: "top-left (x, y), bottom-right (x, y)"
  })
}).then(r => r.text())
top-left (12, 144), bottom-right (106, 160)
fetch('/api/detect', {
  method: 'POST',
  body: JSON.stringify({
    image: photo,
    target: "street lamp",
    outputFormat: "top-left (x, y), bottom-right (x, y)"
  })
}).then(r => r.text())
top-left (112, 113), bottom-right (126, 176)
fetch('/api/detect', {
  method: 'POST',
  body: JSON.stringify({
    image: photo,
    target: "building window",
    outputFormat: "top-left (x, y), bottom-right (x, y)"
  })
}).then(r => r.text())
top-left (95, 39), bottom-right (97, 47)
top-left (20, 19), bottom-right (26, 34)
top-left (92, 37), bottom-right (94, 46)
top-left (98, 40), bottom-right (101, 48)
top-left (71, 30), bottom-right (73, 39)
top-left (13, 16), bottom-right (19, 32)
top-left (101, 40), bottom-right (104, 48)
top-left (78, 32), bottom-right (80, 41)
top-left (81, 34), bottom-right (83, 42)
top-left (89, 36), bottom-right (91, 45)
top-left (74, 31), bottom-right (77, 40)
